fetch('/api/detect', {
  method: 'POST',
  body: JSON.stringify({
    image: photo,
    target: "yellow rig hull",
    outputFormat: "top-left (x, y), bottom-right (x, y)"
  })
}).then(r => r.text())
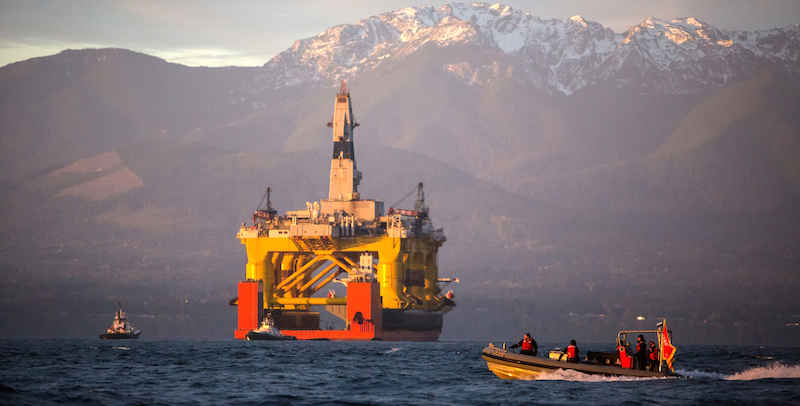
top-left (241, 234), bottom-right (444, 311)
top-left (235, 232), bottom-right (450, 340)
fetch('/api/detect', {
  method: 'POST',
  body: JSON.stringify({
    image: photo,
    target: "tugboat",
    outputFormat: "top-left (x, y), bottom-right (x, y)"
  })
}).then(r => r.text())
top-left (245, 316), bottom-right (297, 341)
top-left (99, 304), bottom-right (141, 339)
top-left (482, 319), bottom-right (679, 379)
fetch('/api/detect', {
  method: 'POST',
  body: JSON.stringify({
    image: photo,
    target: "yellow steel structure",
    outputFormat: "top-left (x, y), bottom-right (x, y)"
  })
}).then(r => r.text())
top-left (240, 235), bottom-right (448, 311)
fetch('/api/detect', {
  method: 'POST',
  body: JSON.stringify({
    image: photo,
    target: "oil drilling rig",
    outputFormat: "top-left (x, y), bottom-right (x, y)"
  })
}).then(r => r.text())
top-left (233, 82), bottom-right (456, 341)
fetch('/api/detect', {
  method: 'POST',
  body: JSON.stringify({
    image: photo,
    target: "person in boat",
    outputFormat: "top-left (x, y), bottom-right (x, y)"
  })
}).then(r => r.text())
top-left (635, 335), bottom-right (648, 370)
top-left (508, 333), bottom-right (538, 356)
top-left (617, 340), bottom-right (634, 369)
top-left (558, 339), bottom-right (580, 363)
top-left (648, 341), bottom-right (660, 371)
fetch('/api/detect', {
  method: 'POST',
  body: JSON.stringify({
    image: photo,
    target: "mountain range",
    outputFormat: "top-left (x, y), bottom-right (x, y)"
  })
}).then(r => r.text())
top-left (260, 3), bottom-right (799, 95)
top-left (1, 3), bottom-right (798, 344)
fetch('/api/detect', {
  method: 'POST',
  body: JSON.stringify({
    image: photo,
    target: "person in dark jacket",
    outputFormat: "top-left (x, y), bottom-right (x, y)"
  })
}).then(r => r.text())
top-left (559, 339), bottom-right (580, 363)
top-left (635, 335), bottom-right (648, 370)
top-left (508, 333), bottom-right (538, 356)
top-left (648, 341), bottom-right (660, 371)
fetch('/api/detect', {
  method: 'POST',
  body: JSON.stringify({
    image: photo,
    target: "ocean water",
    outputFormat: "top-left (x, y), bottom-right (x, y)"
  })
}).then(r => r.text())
top-left (1, 340), bottom-right (798, 405)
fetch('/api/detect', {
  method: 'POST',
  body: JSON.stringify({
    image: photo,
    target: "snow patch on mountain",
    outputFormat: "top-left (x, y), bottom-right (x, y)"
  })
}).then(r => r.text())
top-left (255, 2), bottom-right (800, 96)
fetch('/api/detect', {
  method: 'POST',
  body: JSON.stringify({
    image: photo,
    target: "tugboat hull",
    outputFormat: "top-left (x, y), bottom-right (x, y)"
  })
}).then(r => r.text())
top-left (99, 331), bottom-right (140, 340)
top-left (245, 331), bottom-right (297, 341)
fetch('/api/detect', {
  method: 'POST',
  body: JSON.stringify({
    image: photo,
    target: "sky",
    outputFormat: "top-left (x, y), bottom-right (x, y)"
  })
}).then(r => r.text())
top-left (1, 0), bottom-right (798, 68)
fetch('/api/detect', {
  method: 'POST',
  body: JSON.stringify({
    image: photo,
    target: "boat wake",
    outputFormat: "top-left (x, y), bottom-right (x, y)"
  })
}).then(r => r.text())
top-left (523, 364), bottom-right (800, 382)
top-left (528, 368), bottom-right (666, 382)
top-left (678, 363), bottom-right (800, 380)
top-left (725, 363), bottom-right (800, 380)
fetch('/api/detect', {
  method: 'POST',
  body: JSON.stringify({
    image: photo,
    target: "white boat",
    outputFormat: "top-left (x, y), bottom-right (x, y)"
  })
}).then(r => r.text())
top-left (99, 304), bottom-right (141, 339)
top-left (246, 316), bottom-right (297, 341)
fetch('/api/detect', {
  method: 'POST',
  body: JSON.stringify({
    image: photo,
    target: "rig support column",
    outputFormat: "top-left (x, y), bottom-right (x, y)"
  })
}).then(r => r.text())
top-left (377, 240), bottom-right (405, 309)
top-left (235, 280), bottom-right (262, 339)
top-left (424, 252), bottom-right (438, 309)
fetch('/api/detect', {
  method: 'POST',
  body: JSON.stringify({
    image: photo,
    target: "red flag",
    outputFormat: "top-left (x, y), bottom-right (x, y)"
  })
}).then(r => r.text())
top-left (661, 320), bottom-right (676, 372)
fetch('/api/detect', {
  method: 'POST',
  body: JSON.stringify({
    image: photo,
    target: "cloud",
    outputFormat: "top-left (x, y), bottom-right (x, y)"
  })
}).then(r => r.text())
top-left (148, 47), bottom-right (271, 67)
top-left (0, 39), bottom-right (104, 68)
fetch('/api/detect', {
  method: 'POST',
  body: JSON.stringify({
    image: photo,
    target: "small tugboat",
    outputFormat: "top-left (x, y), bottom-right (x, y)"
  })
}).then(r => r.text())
top-left (482, 319), bottom-right (679, 379)
top-left (99, 304), bottom-right (141, 339)
top-left (246, 316), bottom-right (297, 341)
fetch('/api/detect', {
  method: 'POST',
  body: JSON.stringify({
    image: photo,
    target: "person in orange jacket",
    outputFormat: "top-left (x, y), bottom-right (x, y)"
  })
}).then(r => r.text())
top-left (559, 339), bottom-right (580, 363)
top-left (509, 333), bottom-right (538, 356)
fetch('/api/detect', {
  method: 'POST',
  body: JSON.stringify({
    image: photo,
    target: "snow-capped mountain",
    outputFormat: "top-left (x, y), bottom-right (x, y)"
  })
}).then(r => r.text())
top-left (259, 2), bottom-right (799, 95)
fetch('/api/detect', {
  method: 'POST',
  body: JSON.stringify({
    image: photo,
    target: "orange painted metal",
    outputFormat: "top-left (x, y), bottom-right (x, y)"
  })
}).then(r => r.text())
top-left (281, 281), bottom-right (382, 341)
top-left (236, 279), bottom-right (442, 341)
top-left (235, 280), bottom-right (261, 340)
top-left (346, 282), bottom-right (381, 328)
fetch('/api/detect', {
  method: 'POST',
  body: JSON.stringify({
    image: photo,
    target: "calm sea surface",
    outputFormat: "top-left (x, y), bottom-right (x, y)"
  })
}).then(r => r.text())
top-left (1, 340), bottom-right (798, 405)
